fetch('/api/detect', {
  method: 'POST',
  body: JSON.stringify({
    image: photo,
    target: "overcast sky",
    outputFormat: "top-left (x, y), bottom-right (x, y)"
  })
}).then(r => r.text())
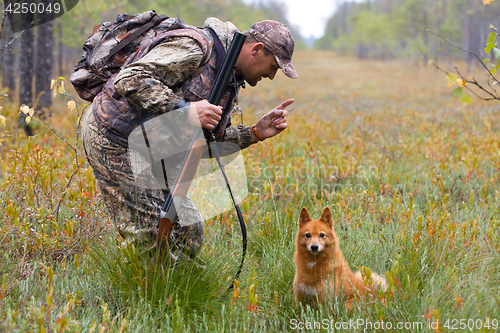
top-left (282, 0), bottom-right (336, 39)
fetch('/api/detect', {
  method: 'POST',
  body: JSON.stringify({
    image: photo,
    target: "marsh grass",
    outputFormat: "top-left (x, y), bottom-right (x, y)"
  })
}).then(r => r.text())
top-left (1, 51), bottom-right (500, 331)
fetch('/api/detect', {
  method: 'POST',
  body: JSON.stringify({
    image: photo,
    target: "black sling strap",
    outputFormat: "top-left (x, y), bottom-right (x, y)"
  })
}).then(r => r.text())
top-left (206, 28), bottom-right (247, 288)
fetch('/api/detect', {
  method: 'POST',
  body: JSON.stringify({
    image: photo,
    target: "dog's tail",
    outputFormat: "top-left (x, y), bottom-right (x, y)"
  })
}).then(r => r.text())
top-left (355, 268), bottom-right (388, 293)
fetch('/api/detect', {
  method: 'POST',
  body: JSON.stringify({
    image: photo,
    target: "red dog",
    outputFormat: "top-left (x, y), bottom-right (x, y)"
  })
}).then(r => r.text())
top-left (293, 207), bottom-right (387, 309)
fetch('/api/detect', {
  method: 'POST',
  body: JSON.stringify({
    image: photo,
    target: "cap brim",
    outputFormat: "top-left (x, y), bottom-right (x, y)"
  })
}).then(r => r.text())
top-left (282, 62), bottom-right (299, 79)
top-left (275, 56), bottom-right (298, 79)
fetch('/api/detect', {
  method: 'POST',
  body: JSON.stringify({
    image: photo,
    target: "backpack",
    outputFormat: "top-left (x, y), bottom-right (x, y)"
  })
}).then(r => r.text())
top-left (70, 10), bottom-right (212, 102)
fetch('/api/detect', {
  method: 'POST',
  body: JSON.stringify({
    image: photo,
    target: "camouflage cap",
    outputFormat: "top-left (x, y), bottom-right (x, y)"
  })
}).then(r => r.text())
top-left (249, 20), bottom-right (298, 79)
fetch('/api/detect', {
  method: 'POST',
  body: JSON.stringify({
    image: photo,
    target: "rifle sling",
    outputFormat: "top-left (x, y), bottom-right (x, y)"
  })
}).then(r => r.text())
top-left (208, 141), bottom-right (248, 289)
top-left (204, 28), bottom-right (247, 284)
top-left (158, 30), bottom-right (247, 287)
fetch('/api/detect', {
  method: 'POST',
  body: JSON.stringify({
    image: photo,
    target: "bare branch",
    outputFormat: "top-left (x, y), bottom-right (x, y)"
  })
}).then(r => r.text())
top-left (428, 27), bottom-right (500, 83)
top-left (424, 22), bottom-right (500, 103)
top-left (32, 97), bottom-right (89, 222)
top-left (53, 102), bottom-right (89, 223)
top-left (36, 116), bottom-right (75, 151)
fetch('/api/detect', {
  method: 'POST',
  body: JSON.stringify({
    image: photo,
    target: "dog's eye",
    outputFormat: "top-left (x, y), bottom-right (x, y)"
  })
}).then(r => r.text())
top-left (305, 233), bottom-right (311, 238)
top-left (320, 233), bottom-right (325, 238)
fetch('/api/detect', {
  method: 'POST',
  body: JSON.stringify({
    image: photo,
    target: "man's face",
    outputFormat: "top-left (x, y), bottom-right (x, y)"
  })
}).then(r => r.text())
top-left (237, 44), bottom-right (280, 87)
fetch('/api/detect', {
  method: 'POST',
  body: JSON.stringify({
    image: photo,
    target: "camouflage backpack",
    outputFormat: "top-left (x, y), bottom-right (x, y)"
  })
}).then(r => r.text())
top-left (70, 10), bottom-right (212, 102)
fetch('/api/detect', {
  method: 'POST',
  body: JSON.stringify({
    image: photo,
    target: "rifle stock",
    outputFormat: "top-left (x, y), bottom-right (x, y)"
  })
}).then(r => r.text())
top-left (157, 136), bottom-right (206, 253)
top-left (157, 32), bottom-right (247, 257)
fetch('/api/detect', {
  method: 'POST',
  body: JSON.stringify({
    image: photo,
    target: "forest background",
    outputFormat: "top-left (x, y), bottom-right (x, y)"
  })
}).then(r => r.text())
top-left (1, 0), bottom-right (500, 332)
top-left (3, 0), bottom-right (500, 113)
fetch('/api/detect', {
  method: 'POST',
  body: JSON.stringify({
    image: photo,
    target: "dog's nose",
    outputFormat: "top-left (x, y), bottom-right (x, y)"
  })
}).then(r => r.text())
top-left (310, 244), bottom-right (319, 252)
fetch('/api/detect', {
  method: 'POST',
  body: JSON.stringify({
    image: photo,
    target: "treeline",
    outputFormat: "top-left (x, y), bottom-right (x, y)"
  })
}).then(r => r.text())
top-left (0, 0), bottom-right (296, 130)
top-left (316, 0), bottom-right (500, 67)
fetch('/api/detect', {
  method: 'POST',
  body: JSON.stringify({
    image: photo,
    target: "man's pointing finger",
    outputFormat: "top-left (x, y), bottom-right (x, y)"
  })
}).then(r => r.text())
top-left (276, 98), bottom-right (294, 110)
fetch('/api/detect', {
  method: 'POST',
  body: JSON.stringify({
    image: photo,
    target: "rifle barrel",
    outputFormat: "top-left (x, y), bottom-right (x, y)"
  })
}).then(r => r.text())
top-left (208, 32), bottom-right (246, 105)
top-left (158, 32), bottom-right (247, 223)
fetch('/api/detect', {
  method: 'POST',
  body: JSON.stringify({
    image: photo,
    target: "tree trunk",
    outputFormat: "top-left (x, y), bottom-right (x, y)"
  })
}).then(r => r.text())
top-left (35, 0), bottom-right (54, 116)
top-left (1, 26), bottom-right (17, 98)
top-left (58, 22), bottom-right (63, 77)
top-left (18, 12), bottom-right (35, 136)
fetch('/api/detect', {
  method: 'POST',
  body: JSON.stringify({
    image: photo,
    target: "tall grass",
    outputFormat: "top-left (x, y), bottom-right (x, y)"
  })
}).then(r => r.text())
top-left (1, 51), bottom-right (500, 332)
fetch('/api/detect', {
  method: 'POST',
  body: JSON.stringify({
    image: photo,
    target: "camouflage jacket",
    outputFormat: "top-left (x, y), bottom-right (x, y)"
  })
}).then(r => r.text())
top-left (92, 17), bottom-right (257, 149)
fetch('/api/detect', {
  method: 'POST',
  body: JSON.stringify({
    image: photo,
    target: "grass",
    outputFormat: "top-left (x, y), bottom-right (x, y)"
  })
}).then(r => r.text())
top-left (1, 51), bottom-right (500, 332)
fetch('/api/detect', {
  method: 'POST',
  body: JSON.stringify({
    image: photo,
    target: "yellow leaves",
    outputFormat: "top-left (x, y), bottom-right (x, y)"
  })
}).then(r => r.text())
top-left (119, 318), bottom-right (128, 333)
top-left (247, 276), bottom-right (258, 312)
top-left (0, 107), bottom-right (5, 125)
top-left (483, 0), bottom-right (494, 5)
top-left (455, 294), bottom-right (464, 310)
top-left (58, 80), bottom-right (66, 95)
top-left (446, 74), bottom-right (472, 105)
top-left (67, 100), bottom-right (76, 111)
top-left (41, 264), bottom-right (55, 313)
top-left (446, 73), bottom-right (457, 87)
top-left (52, 77), bottom-right (66, 97)
top-left (447, 74), bottom-right (469, 88)
top-left (19, 104), bottom-right (30, 114)
top-left (232, 279), bottom-right (240, 304)
top-left (456, 78), bottom-right (468, 88)
top-left (19, 104), bottom-right (35, 123)
top-left (0, 274), bottom-right (7, 301)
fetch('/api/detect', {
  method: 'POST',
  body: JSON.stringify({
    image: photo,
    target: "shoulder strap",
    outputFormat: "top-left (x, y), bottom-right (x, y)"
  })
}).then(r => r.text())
top-left (189, 27), bottom-right (226, 79)
top-left (108, 13), bottom-right (168, 60)
top-left (206, 28), bottom-right (226, 72)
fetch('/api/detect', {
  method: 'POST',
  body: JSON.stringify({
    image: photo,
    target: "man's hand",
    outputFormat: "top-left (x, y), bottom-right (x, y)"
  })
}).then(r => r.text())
top-left (188, 100), bottom-right (223, 130)
top-left (252, 98), bottom-right (294, 141)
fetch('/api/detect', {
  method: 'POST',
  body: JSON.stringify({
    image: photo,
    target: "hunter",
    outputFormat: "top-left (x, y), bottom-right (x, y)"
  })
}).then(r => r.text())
top-left (80, 16), bottom-right (298, 260)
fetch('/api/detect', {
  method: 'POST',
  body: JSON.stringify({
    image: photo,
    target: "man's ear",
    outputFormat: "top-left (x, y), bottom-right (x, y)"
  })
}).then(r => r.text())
top-left (319, 207), bottom-right (333, 228)
top-left (299, 207), bottom-right (311, 226)
top-left (250, 42), bottom-right (265, 56)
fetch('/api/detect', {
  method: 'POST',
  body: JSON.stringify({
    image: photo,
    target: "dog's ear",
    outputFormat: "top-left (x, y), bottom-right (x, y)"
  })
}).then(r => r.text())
top-left (299, 207), bottom-right (312, 226)
top-left (319, 207), bottom-right (333, 228)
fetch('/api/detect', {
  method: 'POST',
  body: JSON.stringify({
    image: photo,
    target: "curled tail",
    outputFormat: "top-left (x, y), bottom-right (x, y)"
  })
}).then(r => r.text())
top-left (354, 267), bottom-right (388, 292)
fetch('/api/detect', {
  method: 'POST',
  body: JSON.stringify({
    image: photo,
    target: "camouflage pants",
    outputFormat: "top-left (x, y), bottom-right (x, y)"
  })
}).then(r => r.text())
top-left (81, 106), bottom-right (204, 257)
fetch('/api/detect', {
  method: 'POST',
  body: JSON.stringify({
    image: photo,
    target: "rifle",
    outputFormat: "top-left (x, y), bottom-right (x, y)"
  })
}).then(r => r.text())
top-left (157, 32), bottom-right (247, 276)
